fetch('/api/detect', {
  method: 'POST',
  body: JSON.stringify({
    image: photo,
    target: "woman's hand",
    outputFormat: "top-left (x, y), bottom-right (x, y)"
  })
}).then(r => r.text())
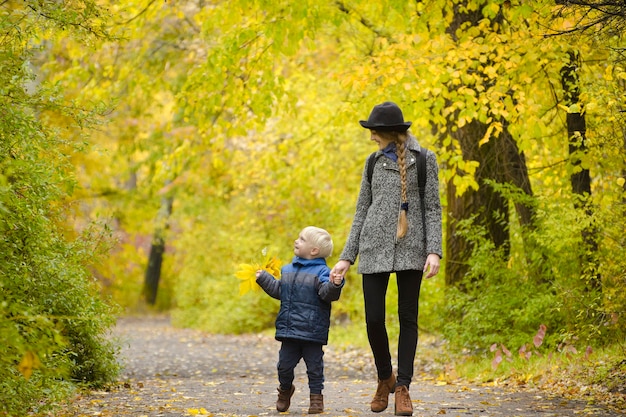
top-left (423, 254), bottom-right (440, 278)
top-left (330, 260), bottom-right (351, 282)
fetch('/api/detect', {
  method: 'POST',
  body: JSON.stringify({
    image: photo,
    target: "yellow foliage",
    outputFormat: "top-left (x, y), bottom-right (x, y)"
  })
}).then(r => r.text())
top-left (17, 351), bottom-right (41, 380)
top-left (235, 250), bottom-right (282, 296)
top-left (479, 122), bottom-right (503, 146)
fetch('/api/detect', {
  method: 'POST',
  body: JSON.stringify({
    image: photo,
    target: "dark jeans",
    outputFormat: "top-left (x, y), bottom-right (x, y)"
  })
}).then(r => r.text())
top-left (277, 339), bottom-right (325, 394)
top-left (362, 270), bottom-right (423, 388)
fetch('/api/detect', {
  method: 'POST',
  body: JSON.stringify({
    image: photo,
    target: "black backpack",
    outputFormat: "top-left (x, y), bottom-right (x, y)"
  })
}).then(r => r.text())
top-left (366, 148), bottom-right (428, 243)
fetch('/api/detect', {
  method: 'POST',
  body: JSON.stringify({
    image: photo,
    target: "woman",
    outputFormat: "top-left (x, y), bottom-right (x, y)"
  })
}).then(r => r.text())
top-left (330, 101), bottom-right (443, 416)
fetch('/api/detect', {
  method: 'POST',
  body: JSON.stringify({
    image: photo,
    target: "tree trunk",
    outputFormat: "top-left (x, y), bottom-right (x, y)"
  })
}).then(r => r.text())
top-left (442, 2), bottom-right (537, 287)
top-left (445, 180), bottom-right (477, 287)
top-left (620, 78), bottom-right (626, 204)
top-left (446, 120), bottom-right (510, 287)
top-left (144, 195), bottom-right (174, 305)
top-left (560, 50), bottom-right (600, 291)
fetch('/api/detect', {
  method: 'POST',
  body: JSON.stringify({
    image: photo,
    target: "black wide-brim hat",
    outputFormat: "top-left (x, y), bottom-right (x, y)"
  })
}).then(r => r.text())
top-left (359, 101), bottom-right (412, 132)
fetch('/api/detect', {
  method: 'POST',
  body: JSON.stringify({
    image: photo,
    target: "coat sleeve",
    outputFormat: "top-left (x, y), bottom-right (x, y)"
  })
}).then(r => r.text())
top-left (256, 270), bottom-right (281, 300)
top-left (424, 150), bottom-right (443, 259)
top-left (339, 158), bottom-right (373, 263)
top-left (316, 266), bottom-right (343, 302)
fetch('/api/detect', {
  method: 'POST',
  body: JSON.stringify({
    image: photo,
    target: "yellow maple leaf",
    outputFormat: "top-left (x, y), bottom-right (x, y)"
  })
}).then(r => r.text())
top-left (234, 263), bottom-right (258, 296)
top-left (235, 249), bottom-right (282, 296)
top-left (263, 254), bottom-right (281, 278)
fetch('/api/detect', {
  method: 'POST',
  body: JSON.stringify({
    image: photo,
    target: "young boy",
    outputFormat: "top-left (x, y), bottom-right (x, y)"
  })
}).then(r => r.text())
top-left (256, 226), bottom-right (344, 414)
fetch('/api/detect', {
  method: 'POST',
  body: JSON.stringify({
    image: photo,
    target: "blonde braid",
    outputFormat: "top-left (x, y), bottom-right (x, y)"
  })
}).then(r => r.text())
top-left (396, 132), bottom-right (409, 238)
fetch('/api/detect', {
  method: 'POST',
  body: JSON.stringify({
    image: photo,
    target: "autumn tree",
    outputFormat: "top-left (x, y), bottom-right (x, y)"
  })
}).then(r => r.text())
top-left (435, 1), bottom-right (538, 286)
top-left (548, 0), bottom-right (626, 339)
top-left (42, 0), bottom-right (623, 352)
top-left (551, 0), bottom-right (626, 294)
top-left (0, 1), bottom-right (119, 414)
top-left (560, 50), bottom-right (600, 290)
top-left (554, 0), bottom-right (626, 37)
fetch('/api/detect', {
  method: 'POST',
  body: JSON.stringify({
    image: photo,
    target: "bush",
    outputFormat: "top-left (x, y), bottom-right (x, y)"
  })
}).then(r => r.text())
top-left (441, 222), bottom-right (564, 353)
top-left (0, 156), bottom-right (120, 415)
top-left (1, 3), bottom-right (120, 409)
top-left (442, 194), bottom-right (626, 356)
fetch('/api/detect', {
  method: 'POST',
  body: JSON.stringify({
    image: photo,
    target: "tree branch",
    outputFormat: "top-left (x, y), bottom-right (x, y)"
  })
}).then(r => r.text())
top-left (333, 0), bottom-right (396, 43)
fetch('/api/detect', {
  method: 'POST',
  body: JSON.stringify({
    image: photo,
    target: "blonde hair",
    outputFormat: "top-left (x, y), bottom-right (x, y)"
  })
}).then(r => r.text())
top-left (301, 226), bottom-right (333, 259)
top-left (376, 130), bottom-right (409, 239)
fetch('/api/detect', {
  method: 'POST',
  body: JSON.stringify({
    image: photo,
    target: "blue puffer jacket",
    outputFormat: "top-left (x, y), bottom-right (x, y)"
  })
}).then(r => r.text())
top-left (256, 256), bottom-right (344, 345)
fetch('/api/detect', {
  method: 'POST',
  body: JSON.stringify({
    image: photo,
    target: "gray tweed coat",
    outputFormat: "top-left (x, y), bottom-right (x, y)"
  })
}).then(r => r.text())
top-left (339, 135), bottom-right (443, 274)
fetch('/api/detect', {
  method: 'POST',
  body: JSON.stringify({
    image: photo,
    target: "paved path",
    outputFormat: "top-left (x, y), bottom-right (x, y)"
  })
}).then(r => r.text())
top-left (60, 316), bottom-right (622, 417)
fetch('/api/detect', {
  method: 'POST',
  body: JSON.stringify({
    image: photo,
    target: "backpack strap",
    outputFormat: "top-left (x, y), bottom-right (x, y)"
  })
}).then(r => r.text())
top-left (416, 148), bottom-right (427, 200)
top-left (366, 151), bottom-right (377, 185)
top-left (367, 148), bottom-right (428, 246)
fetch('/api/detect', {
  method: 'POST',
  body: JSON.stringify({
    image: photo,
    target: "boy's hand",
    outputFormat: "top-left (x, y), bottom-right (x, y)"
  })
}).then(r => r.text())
top-left (331, 274), bottom-right (343, 285)
top-left (255, 270), bottom-right (262, 278)
top-left (330, 260), bottom-right (350, 282)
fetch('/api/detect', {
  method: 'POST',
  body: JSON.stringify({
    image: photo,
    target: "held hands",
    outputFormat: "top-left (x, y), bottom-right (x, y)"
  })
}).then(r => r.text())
top-left (423, 253), bottom-right (440, 279)
top-left (330, 260), bottom-right (350, 285)
top-left (330, 274), bottom-right (344, 285)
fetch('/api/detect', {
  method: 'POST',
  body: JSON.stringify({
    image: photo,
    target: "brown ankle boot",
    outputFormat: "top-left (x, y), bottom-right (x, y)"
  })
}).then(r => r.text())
top-left (371, 374), bottom-right (396, 412)
top-left (276, 385), bottom-right (295, 412)
top-left (308, 393), bottom-right (324, 414)
top-left (394, 385), bottom-right (413, 416)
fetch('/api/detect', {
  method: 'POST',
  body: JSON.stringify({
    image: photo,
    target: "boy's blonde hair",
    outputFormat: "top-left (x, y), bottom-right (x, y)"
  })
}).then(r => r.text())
top-left (302, 226), bottom-right (333, 259)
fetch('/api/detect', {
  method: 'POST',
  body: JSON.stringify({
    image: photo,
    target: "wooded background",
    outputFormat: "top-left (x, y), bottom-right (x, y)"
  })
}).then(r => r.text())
top-left (1, 0), bottom-right (625, 414)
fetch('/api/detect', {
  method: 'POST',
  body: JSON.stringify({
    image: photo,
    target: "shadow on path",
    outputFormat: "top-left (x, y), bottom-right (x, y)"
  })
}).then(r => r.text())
top-left (59, 316), bottom-right (622, 417)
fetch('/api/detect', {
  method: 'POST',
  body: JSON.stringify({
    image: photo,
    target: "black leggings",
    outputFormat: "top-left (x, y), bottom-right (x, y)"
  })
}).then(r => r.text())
top-left (362, 270), bottom-right (423, 388)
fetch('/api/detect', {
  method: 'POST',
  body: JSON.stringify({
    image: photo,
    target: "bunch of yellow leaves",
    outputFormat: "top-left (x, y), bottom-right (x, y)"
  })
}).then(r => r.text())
top-left (235, 249), bottom-right (282, 296)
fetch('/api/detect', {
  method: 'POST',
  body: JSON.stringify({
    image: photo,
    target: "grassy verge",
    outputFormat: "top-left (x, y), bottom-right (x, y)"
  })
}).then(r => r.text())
top-left (329, 322), bottom-right (625, 413)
